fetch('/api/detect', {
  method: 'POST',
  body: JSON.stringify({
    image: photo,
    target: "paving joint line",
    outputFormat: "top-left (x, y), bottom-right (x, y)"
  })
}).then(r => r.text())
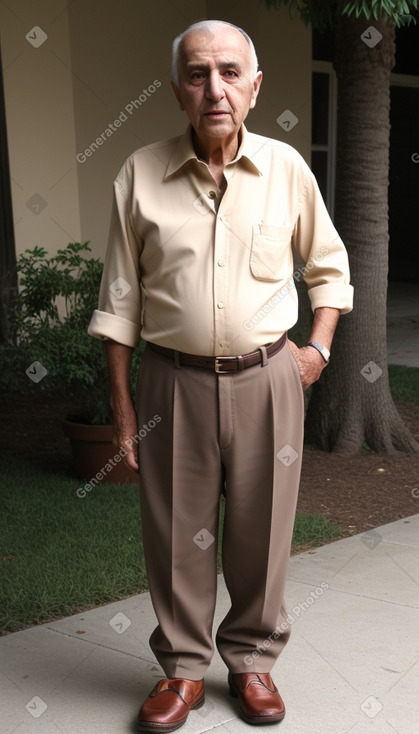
top-left (44, 625), bottom-right (155, 662)
top-left (286, 580), bottom-right (419, 609)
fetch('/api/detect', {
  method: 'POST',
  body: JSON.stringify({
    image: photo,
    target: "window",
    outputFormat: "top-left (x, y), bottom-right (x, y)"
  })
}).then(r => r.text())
top-left (311, 61), bottom-right (337, 218)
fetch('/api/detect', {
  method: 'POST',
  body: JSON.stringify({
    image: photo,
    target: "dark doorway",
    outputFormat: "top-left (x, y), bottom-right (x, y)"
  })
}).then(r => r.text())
top-left (388, 84), bottom-right (419, 283)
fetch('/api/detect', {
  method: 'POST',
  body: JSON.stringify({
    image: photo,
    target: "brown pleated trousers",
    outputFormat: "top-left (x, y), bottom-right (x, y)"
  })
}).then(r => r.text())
top-left (137, 339), bottom-right (304, 680)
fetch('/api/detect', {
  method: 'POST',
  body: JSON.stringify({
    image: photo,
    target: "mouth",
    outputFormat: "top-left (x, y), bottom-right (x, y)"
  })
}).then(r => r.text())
top-left (204, 111), bottom-right (229, 118)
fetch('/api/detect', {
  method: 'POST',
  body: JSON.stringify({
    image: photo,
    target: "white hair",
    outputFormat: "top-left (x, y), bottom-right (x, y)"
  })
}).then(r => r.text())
top-left (171, 20), bottom-right (259, 86)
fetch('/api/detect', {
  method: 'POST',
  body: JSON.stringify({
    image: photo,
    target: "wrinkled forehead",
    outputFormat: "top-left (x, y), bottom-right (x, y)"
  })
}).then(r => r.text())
top-left (179, 26), bottom-right (252, 71)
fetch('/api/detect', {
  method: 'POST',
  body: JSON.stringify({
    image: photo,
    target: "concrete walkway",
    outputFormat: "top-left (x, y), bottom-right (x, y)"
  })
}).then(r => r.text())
top-left (1, 514), bottom-right (418, 734)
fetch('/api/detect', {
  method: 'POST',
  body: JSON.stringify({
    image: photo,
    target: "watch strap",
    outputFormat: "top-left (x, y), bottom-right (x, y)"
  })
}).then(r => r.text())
top-left (307, 340), bottom-right (330, 363)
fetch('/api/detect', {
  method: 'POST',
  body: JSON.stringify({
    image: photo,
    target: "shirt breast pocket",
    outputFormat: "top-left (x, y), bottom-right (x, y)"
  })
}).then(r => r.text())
top-left (249, 225), bottom-right (294, 282)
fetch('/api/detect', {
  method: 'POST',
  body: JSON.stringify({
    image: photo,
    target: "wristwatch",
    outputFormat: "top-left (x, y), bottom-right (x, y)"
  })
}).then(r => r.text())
top-left (307, 341), bottom-right (330, 364)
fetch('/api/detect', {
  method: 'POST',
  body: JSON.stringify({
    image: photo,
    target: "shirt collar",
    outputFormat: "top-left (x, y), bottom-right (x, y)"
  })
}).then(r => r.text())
top-left (164, 124), bottom-right (266, 180)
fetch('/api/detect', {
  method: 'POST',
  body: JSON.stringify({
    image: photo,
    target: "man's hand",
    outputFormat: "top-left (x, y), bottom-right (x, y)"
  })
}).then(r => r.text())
top-left (288, 306), bottom-right (340, 391)
top-left (288, 340), bottom-right (325, 391)
top-left (112, 405), bottom-right (139, 472)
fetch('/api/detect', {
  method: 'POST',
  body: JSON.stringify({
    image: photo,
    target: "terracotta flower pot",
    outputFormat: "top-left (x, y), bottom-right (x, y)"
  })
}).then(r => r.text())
top-left (62, 418), bottom-right (138, 485)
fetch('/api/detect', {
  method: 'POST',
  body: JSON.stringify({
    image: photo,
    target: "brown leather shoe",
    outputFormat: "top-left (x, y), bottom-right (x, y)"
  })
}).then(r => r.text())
top-left (229, 672), bottom-right (285, 725)
top-left (137, 678), bottom-right (205, 732)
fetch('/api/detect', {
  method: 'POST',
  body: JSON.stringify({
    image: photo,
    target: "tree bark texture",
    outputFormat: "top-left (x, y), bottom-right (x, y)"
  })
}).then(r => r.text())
top-left (305, 16), bottom-right (419, 453)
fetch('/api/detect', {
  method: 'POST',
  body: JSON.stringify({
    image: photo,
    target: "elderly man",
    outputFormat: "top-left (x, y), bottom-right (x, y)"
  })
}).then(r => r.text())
top-left (89, 19), bottom-right (353, 731)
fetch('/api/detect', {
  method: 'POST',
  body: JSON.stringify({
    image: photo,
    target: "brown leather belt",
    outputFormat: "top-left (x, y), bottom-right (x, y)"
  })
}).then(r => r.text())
top-left (148, 333), bottom-right (287, 373)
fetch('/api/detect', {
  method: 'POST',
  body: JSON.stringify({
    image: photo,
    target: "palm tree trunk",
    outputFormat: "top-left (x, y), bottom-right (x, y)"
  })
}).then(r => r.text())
top-left (305, 15), bottom-right (419, 453)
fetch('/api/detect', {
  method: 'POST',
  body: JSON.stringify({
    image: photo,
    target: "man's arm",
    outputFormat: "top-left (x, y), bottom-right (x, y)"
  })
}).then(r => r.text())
top-left (288, 306), bottom-right (340, 391)
top-left (105, 339), bottom-right (139, 471)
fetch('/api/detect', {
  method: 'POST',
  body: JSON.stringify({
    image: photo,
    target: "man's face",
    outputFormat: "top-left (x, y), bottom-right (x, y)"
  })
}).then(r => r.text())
top-left (171, 26), bottom-right (262, 147)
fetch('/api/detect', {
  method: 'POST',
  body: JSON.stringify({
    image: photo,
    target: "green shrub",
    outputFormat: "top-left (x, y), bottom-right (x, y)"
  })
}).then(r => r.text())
top-left (0, 242), bottom-right (144, 424)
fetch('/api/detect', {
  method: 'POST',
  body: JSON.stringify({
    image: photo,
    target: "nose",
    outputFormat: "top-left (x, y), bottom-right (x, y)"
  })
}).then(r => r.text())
top-left (205, 70), bottom-right (225, 102)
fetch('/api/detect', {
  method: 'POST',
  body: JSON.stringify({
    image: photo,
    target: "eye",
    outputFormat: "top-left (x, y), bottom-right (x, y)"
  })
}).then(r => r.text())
top-left (224, 69), bottom-right (238, 78)
top-left (190, 71), bottom-right (205, 81)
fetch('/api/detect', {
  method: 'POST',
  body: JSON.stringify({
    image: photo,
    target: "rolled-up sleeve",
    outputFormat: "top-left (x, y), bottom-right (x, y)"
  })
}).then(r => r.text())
top-left (293, 165), bottom-right (354, 315)
top-left (88, 162), bottom-right (143, 348)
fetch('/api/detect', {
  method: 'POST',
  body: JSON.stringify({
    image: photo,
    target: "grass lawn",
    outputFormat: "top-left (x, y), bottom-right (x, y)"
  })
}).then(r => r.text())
top-left (388, 364), bottom-right (419, 405)
top-left (0, 456), bottom-right (341, 634)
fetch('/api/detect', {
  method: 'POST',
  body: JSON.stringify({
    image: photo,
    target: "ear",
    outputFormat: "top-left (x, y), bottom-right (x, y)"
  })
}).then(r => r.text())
top-left (171, 80), bottom-right (185, 111)
top-left (249, 71), bottom-right (263, 110)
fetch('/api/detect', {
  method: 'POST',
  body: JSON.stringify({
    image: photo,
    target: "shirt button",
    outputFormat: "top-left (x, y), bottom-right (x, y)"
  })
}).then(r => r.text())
top-left (217, 302), bottom-right (224, 309)
top-left (208, 190), bottom-right (216, 199)
top-left (217, 259), bottom-right (225, 267)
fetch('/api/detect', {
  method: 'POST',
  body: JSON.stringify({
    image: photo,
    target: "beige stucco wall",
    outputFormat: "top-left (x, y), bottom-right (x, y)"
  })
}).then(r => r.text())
top-left (1, 0), bottom-right (311, 260)
top-left (0, 0), bottom-right (81, 254)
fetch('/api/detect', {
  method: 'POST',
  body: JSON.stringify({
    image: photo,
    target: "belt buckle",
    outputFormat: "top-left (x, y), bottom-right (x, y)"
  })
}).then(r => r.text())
top-left (214, 356), bottom-right (236, 374)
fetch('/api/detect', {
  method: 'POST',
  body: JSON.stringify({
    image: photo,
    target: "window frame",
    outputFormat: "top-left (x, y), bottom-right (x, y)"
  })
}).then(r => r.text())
top-left (311, 60), bottom-right (337, 219)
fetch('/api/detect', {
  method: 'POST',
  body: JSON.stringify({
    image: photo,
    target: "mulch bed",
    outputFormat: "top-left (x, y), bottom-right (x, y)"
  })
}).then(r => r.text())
top-left (1, 394), bottom-right (418, 541)
top-left (298, 401), bottom-right (419, 538)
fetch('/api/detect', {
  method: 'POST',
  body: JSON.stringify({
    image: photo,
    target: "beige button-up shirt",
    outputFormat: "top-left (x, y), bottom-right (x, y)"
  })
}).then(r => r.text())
top-left (88, 125), bottom-right (353, 355)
